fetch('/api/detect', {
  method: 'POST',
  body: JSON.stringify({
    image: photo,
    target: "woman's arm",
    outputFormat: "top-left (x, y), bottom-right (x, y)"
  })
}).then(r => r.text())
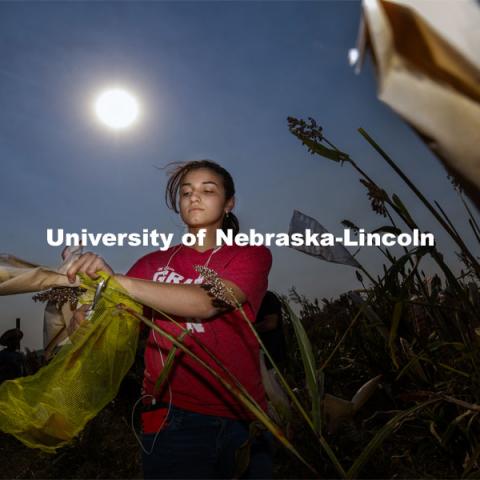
top-left (66, 252), bottom-right (246, 319)
top-left (115, 274), bottom-right (246, 319)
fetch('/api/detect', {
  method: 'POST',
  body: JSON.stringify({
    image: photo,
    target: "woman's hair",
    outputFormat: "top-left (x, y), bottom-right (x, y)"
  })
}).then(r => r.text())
top-left (165, 160), bottom-right (240, 235)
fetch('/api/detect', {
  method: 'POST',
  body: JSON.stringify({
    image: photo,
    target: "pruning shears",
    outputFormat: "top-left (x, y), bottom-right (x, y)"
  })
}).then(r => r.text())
top-left (85, 277), bottom-right (108, 320)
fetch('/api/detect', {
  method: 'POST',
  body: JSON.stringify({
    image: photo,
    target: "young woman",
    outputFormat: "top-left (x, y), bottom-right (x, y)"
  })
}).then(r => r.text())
top-left (66, 160), bottom-right (273, 479)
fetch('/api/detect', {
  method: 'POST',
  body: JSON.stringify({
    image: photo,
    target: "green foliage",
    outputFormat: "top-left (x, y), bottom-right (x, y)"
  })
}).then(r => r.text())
top-left (279, 117), bottom-right (480, 478)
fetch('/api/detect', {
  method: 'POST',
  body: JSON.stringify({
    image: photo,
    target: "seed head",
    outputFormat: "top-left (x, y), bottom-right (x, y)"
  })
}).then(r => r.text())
top-left (359, 178), bottom-right (388, 217)
top-left (32, 287), bottom-right (86, 310)
top-left (194, 266), bottom-right (237, 309)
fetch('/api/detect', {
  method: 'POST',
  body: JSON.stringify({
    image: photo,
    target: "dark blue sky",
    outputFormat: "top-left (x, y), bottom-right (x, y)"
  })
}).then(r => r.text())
top-left (0, 1), bottom-right (474, 349)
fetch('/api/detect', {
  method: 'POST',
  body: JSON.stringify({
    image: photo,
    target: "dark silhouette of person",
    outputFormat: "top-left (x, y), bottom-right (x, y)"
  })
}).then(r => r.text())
top-left (0, 328), bottom-right (25, 382)
top-left (255, 291), bottom-right (287, 371)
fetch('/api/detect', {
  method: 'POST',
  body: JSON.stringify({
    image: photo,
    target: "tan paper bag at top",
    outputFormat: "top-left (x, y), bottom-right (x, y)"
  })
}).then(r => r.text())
top-left (352, 0), bottom-right (480, 205)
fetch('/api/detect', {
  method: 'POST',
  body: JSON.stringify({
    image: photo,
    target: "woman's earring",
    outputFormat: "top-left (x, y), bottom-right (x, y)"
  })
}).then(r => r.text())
top-left (225, 211), bottom-right (230, 218)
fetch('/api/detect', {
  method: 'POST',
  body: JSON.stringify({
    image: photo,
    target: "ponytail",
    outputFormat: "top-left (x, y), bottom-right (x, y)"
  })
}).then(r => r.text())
top-left (221, 212), bottom-right (239, 236)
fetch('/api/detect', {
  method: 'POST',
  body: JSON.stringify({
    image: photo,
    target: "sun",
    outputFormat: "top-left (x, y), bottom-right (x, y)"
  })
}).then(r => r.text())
top-left (94, 88), bottom-right (139, 130)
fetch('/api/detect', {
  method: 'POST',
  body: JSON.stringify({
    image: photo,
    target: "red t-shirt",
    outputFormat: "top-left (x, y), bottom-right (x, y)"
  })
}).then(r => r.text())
top-left (126, 244), bottom-right (272, 419)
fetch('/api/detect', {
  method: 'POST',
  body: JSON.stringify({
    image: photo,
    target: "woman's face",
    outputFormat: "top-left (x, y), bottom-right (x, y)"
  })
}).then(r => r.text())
top-left (179, 168), bottom-right (234, 230)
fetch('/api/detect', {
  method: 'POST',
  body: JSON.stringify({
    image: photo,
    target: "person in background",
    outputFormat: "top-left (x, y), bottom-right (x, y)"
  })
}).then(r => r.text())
top-left (0, 328), bottom-right (25, 383)
top-left (255, 291), bottom-right (287, 371)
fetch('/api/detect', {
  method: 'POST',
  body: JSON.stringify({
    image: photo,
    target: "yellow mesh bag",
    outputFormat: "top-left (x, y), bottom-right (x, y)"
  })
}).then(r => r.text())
top-left (0, 272), bottom-right (141, 453)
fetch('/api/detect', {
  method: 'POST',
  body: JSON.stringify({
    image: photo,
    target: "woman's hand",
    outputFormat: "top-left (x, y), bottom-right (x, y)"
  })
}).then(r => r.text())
top-left (66, 252), bottom-right (114, 284)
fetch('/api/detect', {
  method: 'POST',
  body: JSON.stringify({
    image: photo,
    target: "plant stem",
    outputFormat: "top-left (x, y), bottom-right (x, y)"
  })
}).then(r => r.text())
top-left (358, 128), bottom-right (480, 278)
top-left (118, 305), bottom-right (318, 475)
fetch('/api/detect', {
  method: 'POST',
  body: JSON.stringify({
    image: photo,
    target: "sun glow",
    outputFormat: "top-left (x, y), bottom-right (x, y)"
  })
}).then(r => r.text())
top-left (94, 88), bottom-right (139, 130)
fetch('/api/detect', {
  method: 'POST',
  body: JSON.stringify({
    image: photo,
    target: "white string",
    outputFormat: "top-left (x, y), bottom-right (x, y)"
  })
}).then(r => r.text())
top-left (131, 309), bottom-right (173, 456)
top-left (131, 393), bottom-right (171, 456)
top-left (202, 246), bottom-right (222, 272)
top-left (164, 244), bottom-right (184, 270)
